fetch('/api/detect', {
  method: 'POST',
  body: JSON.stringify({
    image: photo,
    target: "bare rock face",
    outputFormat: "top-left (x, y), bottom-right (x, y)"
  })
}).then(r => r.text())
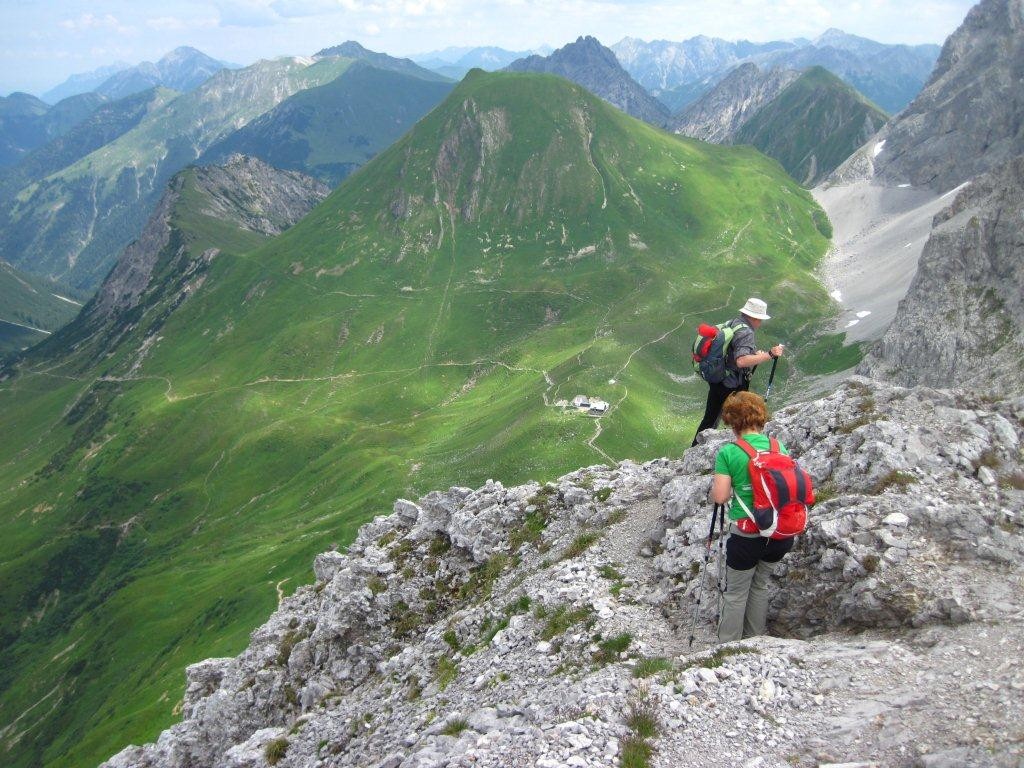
top-left (100, 377), bottom-right (1024, 768)
top-left (506, 36), bottom-right (670, 126)
top-left (191, 155), bottom-right (330, 237)
top-left (859, 156), bottom-right (1024, 394)
top-left (88, 155), bottom-right (328, 321)
top-left (872, 0), bottom-right (1024, 192)
top-left (671, 63), bottom-right (801, 143)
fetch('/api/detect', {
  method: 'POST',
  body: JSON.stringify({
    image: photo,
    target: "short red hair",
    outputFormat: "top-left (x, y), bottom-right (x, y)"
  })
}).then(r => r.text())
top-left (721, 391), bottom-right (769, 433)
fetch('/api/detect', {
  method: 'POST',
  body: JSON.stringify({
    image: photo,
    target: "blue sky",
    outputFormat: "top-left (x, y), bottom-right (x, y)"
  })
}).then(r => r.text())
top-left (2, 0), bottom-right (978, 96)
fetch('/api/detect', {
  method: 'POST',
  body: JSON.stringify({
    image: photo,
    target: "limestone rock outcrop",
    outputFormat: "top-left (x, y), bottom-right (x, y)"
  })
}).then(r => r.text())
top-left (833, 0), bottom-right (1024, 192)
top-left (101, 377), bottom-right (1024, 768)
top-left (859, 156), bottom-right (1024, 394)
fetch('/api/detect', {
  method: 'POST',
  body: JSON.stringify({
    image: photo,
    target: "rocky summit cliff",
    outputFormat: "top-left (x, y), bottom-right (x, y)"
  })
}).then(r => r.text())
top-left (55, 154), bottom-right (328, 364)
top-left (859, 156), bottom-right (1024, 394)
top-left (670, 64), bottom-right (801, 144)
top-left (506, 37), bottom-right (670, 126)
top-left (102, 377), bottom-right (1024, 768)
top-left (835, 0), bottom-right (1024, 192)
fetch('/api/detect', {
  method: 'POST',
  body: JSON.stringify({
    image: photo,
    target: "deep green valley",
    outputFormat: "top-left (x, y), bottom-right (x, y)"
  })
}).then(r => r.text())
top-left (0, 70), bottom-right (844, 768)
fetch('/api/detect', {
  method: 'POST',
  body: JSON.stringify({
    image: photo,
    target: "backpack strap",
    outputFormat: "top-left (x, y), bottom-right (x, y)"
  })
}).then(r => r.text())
top-left (734, 438), bottom-right (757, 459)
top-left (768, 437), bottom-right (780, 454)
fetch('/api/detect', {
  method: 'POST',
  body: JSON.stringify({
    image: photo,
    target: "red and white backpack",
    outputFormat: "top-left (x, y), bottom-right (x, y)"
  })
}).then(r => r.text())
top-left (733, 437), bottom-right (814, 539)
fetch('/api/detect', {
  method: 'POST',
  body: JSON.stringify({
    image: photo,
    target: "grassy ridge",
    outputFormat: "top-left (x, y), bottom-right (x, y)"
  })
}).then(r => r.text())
top-left (201, 63), bottom-right (455, 185)
top-left (735, 66), bottom-right (889, 186)
top-left (0, 71), bottom-right (834, 768)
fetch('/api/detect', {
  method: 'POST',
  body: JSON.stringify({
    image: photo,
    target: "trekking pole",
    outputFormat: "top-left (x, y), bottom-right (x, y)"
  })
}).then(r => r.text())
top-left (715, 502), bottom-right (726, 623)
top-left (764, 354), bottom-right (780, 402)
top-left (687, 503), bottom-right (721, 649)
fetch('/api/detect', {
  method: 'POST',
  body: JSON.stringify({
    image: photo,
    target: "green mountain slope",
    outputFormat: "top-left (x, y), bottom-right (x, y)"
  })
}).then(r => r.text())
top-left (0, 71), bottom-right (836, 768)
top-left (0, 57), bottom-right (352, 290)
top-left (0, 261), bottom-right (85, 355)
top-left (0, 88), bottom-right (174, 203)
top-left (0, 92), bottom-right (108, 168)
top-left (314, 40), bottom-right (453, 82)
top-left (735, 66), bottom-right (889, 186)
top-left (201, 63), bottom-right (455, 185)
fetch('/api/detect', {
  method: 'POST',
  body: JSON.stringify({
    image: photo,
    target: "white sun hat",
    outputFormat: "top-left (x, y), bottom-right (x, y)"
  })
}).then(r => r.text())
top-left (739, 297), bottom-right (771, 320)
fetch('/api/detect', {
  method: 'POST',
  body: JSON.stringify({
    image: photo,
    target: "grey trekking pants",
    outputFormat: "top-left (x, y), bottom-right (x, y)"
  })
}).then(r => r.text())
top-left (717, 530), bottom-right (794, 643)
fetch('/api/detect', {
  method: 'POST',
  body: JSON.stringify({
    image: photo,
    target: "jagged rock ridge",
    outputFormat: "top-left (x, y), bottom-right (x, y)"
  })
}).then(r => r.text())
top-left (81, 155), bottom-right (328, 336)
top-left (675, 65), bottom-right (888, 187)
top-left (506, 36), bottom-right (670, 126)
top-left (838, 0), bottom-right (1024, 192)
top-left (859, 156), bottom-right (1024, 393)
top-left (671, 63), bottom-right (801, 143)
top-left (102, 377), bottom-right (1024, 768)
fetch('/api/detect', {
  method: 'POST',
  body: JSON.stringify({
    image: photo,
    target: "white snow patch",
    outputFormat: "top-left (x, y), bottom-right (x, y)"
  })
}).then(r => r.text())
top-left (872, 139), bottom-right (886, 158)
top-left (898, 184), bottom-right (911, 188)
top-left (941, 181), bottom-right (970, 199)
top-left (904, 242), bottom-right (914, 248)
top-left (846, 319), bottom-right (860, 328)
top-left (0, 318), bottom-right (51, 334)
top-left (829, 289), bottom-right (843, 302)
top-left (52, 293), bottom-right (82, 306)
top-left (856, 310), bottom-right (872, 319)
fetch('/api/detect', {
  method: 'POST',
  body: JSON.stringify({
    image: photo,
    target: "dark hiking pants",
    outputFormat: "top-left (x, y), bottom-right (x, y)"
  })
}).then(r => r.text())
top-left (690, 379), bottom-right (749, 447)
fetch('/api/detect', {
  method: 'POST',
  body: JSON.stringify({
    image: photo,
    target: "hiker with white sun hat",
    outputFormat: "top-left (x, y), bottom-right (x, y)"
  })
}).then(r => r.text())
top-left (690, 297), bottom-right (784, 447)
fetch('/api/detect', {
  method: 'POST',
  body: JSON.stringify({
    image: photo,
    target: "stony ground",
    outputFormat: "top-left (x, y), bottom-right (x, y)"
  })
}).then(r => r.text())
top-left (103, 377), bottom-right (1024, 768)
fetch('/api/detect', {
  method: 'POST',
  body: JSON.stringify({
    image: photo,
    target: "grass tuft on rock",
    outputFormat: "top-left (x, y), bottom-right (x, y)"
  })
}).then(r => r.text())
top-left (265, 737), bottom-right (289, 765)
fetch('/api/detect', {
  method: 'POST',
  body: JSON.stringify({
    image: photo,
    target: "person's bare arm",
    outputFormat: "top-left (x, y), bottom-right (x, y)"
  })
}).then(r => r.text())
top-left (710, 473), bottom-right (732, 504)
top-left (735, 344), bottom-right (785, 368)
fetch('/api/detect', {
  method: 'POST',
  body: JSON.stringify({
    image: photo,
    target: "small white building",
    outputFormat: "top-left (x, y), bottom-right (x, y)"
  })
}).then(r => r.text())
top-left (588, 399), bottom-right (609, 414)
top-left (572, 395), bottom-right (590, 409)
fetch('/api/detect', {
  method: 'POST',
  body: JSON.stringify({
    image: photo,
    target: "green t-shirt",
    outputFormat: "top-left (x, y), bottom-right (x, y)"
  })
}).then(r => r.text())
top-left (714, 433), bottom-right (789, 521)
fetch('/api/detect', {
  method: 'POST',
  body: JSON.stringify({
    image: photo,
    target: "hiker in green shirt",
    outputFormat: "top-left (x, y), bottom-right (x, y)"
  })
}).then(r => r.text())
top-left (710, 391), bottom-right (795, 642)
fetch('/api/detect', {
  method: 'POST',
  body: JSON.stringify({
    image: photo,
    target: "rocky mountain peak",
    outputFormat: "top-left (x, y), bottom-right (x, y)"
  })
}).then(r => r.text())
top-left (316, 40), bottom-right (372, 58)
top-left (671, 63), bottom-right (801, 143)
top-left (506, 36), bottom-right (669, 125)
top-left (865, 0), bottom-right (1024, 191)
top-left (85, 155), bottom-right (328, 324)
top-left (859, 154), bottom-right (1024, 393)
top-left (100, 376), bottom-right (1024, 767)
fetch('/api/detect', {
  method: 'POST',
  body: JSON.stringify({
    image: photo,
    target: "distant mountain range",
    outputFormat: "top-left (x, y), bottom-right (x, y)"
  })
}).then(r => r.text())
top-left (0, 91), bottom-right (107, 167)
top-left (733, 67), bottom-right (888, 186)
top-left (0, 88), bottom-right (173, 202)
top-left (506, 36), bottom-right (670, 125)
top-left (613, 30), bottom-right (940, 114)
top-left (93, 47), bottom-right (235, 101)
top-left (314, 41), bottom-right (451, 82)
top-left (41, 61), bottom-right (131, 104)
top-left (411, 45), bottom-right (554, 77)
top-left (0, 56), bottom-right (352, 290)
top-left (200, 62), bottom-right (454, 185)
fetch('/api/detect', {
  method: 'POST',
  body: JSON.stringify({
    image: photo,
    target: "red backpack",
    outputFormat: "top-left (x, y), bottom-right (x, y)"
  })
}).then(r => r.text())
top-left (733, 437), bottom-right (813, 539)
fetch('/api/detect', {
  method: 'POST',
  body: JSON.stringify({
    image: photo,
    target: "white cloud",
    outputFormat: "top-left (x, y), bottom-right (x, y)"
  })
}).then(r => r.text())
top-left (270, 0), bottom-right (345, 17)
top-left (146, 16), bottom-right (188, 31)
top-left (213, 0), bottom-right (282, 27)
top-left (60, 12), bottom-right (134, 35)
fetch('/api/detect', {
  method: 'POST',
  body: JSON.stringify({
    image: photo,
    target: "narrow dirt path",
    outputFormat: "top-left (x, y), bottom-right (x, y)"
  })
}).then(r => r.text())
top-left (595, 497), bottom-right (719, 659)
